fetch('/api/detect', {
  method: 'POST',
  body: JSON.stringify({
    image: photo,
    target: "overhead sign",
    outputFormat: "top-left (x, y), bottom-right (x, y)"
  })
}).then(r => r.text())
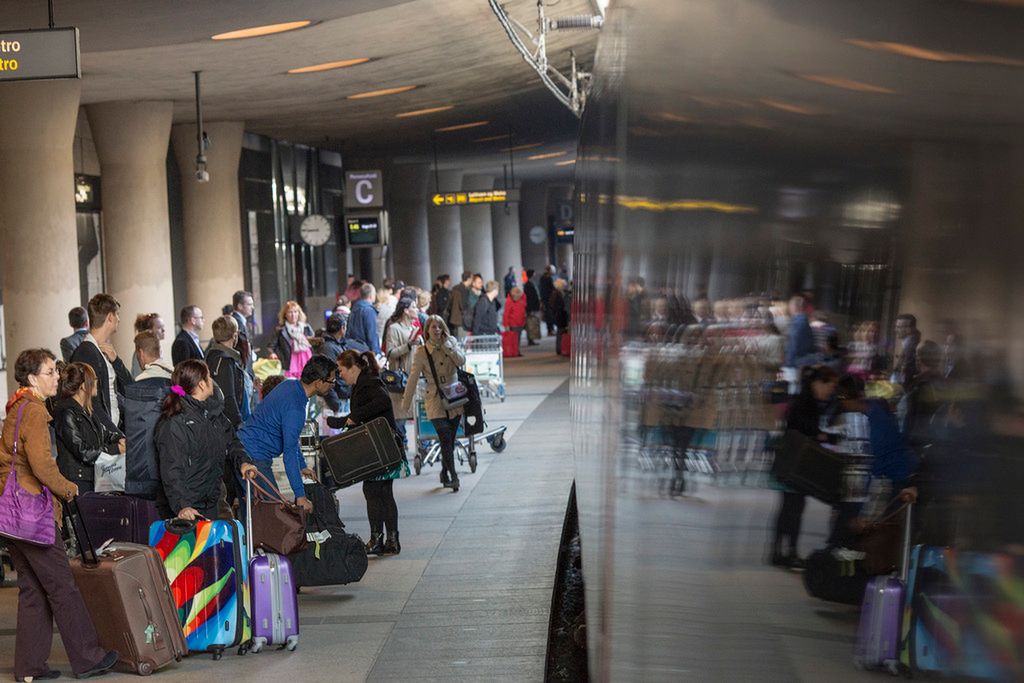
top-left (346, 213), bottom-right (381, 247)
top-left (345, 170), bottom-right (384, 209)
top-left (430, 188), bottom-right (520, 207)
top-left (0, 28), bottom-right (80, 82)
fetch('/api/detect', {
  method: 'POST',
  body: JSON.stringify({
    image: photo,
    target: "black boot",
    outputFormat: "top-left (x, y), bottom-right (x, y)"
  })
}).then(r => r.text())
top-left (440, 471), bottom-right (452, 488)
top-left (366, 532), bottom-right (384, 555)
top-left (383, 531), bottom-right (401, 555)
top-left (450, 478), bottom-right (460, 493)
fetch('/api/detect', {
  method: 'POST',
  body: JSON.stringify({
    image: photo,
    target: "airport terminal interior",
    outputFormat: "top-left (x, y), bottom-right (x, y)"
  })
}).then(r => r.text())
top-left (2, 0), bottom-right (1024, 681)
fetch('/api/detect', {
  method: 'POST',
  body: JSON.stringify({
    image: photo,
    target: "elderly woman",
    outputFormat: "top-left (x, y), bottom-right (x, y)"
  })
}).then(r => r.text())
top-left (0, 349), bottom-right (118, 681)
top-left (401, 315), bottom-right (467, 492)
top-left (274, 300), bottom-right (314, 379)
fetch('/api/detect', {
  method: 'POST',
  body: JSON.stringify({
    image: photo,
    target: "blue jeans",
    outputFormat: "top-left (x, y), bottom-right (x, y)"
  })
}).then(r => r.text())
top-left (431, 416), bottom-right (462, 483)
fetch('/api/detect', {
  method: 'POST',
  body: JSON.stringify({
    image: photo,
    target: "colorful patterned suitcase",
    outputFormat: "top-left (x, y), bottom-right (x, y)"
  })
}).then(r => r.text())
top-left (149, 518), bottom-right (251, 658)
top-left (245, 478), bottom-right (299, 653)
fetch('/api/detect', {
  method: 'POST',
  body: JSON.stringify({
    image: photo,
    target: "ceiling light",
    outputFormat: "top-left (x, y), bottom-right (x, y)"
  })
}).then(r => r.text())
top-left (435, 120), bottom-right (490, 132)
top-left (845, 39), bottom-right (1024, 67)
top-left (395, 106), bottom-right (455, 119)
top-left (212, 21), bottom-right (312, 40)
top-left (555, 159), bottom-right (576, 166)
top-left (347, 85), bottom-right (418, 100)
top-left (527, 151), bottom-right (567, 160)
top-left (473, 134), bottom-right (508, 142)
top-left (794, 73), bottom-right (896, 94)
top-left (287, 58), bottom-right (370, 74)
top-left (760, 98), bottom-right (824, 115)
top-left (501, 142), bottom-right (544, 152)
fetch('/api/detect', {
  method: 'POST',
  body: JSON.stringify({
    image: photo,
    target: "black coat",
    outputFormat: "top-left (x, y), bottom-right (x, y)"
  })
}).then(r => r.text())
top-left (318, 336), bottom-right (365, 411)
top-left (54, 399), bottom-right (123, 483)
top-left (231, 311), bottom-right (253, 372)
top-left (206, 343), bottom-right (245, 427)
top-left (344, 372), bottom-right (397, 433)
top-left (154, 393), bottom-right (252, 519)
top-left (69, 339), bottom-right (134, 431)
top-left (524, 281), bottom-right (541, 313)
top-left (60, 329), bottom-right (88, 363)
top-left (171, 329), bottom-right (205, 366)
top-left (471, 295), bottom-right (500, 335)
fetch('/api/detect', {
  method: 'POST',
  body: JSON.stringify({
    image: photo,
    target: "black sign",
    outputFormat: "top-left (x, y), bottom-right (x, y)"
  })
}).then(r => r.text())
top-left (0, 28), bottom-right (80, 82)
top-left (555, 227), bottom-right (575, 244)
top-left (346, 214), bottom-right (381, 246)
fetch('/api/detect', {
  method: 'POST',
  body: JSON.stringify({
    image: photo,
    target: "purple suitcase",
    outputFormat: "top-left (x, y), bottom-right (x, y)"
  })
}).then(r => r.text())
top-left (245, 479), bottom-right (300, 653)
top-left (854, 503), bottom-right (913, 673)
top-left (74, 492), bottom-right (161, 547)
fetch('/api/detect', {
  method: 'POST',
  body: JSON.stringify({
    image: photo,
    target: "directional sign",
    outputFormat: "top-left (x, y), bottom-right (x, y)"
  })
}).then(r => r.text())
top-left (430, 189), bottom-right (520, 207)
top-left (0, 28), bottom-right (80, 82)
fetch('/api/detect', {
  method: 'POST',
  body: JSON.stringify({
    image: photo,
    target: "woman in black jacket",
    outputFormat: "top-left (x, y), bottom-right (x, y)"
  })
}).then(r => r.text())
top-left (155, 360), bottom-right (256, 520)
top-left (331, 350), bottom-right (406, 556)
top-left (54, 362), bottom-right (124, 493)
top-left (771, 365), bottom-right (839, 569)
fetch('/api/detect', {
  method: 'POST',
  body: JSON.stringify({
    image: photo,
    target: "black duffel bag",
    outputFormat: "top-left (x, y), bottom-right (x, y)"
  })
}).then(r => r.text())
top-left (289, 482), bottom-right (368, 586)
top-left (803, 548), bottom-right (869, 605)
top-left (771, 429), bottom-right (845, 505)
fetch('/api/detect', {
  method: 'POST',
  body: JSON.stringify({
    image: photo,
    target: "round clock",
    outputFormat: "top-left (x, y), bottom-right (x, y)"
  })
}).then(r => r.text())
top-left (300, 214), bottom-right (332, 247)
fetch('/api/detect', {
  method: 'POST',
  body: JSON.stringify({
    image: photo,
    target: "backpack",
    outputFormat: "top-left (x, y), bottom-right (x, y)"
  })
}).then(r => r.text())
top-left (123, 376), bottom-right (171, 499)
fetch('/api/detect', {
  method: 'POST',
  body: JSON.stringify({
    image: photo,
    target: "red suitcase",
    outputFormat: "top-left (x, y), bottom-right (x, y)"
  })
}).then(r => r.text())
top-left (502, 330), bottom-right (520, 358)
top-left (560, 332), bottom-right (572, 356)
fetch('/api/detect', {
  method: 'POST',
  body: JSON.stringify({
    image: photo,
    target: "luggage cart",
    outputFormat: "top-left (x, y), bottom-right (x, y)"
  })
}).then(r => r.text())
top-left (462, 334), bottom-right (506, 401)
top-left (411, 392), bottom-right (508, 476)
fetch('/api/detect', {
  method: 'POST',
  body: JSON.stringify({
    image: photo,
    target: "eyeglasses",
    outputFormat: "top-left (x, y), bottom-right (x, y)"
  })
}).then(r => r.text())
top-left (37, 369), bottom-right (58, 377)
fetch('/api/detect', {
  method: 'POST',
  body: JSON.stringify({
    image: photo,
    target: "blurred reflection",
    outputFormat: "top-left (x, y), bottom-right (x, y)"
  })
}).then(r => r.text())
top-left (572, 0), bottom-right (1024, 680)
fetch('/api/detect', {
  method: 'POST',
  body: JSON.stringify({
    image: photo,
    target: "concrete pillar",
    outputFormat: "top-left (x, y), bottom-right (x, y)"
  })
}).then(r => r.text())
top-left (547, 185), bottom-right (572, 274)
top-left (0, 81), bottom-right (81, 389)
top-left (460, 174), bottom-right (496, 282)
top-left (388, 164), bottom-right (432, 288)
top-left (491, 180), bottom-right (523, 284)
top-left (520, 181), bottom-right (550, 271)
top-left (427, 170), bottom-right (464, 282)
top-left (87, 101), bottom-right (175, 361)
top-left (171, 122), bottom-right (245, 332)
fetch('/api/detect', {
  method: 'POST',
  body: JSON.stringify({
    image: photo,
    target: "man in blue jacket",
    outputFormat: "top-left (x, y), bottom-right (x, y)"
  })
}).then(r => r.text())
top-left (237, 355), bottom-right (337, 512)
top-left (345, 282), bottom-right (381, 354)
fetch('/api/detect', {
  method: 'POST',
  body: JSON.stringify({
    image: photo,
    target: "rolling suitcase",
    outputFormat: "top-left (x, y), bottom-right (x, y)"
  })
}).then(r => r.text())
top-left (245, 478), bottom-right (299, 653)
top-left (502, 330), bottom-right (520, 358)
top-left (74, 491), bottom-right (160, 546)
top-left (66, 499), bottom-right (187, 676)
top-left (149, 518), bottom-right (252, 658)
top-left (854, 503), bottom-right (913, 673)
top-left (319, 416), bottom-right (403, 489)
top-left (560, 331), bottom-right (572, 356)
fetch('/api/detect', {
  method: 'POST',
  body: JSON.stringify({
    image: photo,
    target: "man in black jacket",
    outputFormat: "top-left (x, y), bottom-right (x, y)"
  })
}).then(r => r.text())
top-left (70, 293), bottom-right (134, 431)
top-left (523, 270), bottom-right (541, 346)
top-left (447, 271), bottom-right (474, 337)
top-left (539, 266), bottom-right (556, 336)
top-left (171, 305), bottom-right (205, 366)
top-left (429, 275), bottom-right (452, 321)
top-left (471, 281), bottom-right (501, 335)
top-left (317, 314), bottom-right (367, 411)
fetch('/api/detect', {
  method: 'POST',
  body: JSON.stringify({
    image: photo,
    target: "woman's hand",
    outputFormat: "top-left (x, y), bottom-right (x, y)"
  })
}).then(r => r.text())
top-left (65, 483), bottom-right (79, 501)
top-left (899, 486), bottom-right (918, 504)
top-left (240, 463), bottom-right (258, 480)
top-left (177, 507), bottom-right (201, 521)
top-left (117, 438), bottom-right (127, 454)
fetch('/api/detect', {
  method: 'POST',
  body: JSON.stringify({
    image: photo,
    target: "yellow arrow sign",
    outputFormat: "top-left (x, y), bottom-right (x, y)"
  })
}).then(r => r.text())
top-left (431, 194), bottom-right (444, 206)
top-left (430, 189), bottom-right (520, 206)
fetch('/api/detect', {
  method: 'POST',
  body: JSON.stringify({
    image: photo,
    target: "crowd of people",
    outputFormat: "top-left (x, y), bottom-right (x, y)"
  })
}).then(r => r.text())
top-left (0, 262), bottom-right (571, 681)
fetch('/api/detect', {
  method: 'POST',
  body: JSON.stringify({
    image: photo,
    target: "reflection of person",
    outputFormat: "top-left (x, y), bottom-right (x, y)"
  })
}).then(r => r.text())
top-left (891, 314), bottom-right (921, 387)
top-left (333, 350), bottom-right (405, 556)
top-left (1, 349), bottom-right (119, 681)
top-left (155, 360), bottom-right (256, 521)
top-left (54, 362), bottom-right (125, 494)
top-left (401, 316), bottom-right (466, 492)
top-left (772, 365), bottom-right (838, 569)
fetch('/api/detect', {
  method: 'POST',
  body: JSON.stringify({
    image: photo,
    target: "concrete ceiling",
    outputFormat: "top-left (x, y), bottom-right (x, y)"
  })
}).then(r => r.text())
top-left (4, 0), bottom-right (597, 179)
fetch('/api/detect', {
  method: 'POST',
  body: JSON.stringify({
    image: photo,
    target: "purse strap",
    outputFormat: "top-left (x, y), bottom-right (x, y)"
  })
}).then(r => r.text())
top-left (424, 347), bottom-right (451, 418)
top-left (10, 402), bottom-right (27, 460)
top-left (248, 468), bottom-right (289, 504)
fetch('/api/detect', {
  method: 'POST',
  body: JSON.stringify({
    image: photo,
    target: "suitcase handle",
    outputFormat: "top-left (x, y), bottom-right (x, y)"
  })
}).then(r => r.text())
top-left (63, 497), bottom-right (99, 567)
top-left (899, 502), bottom-right (913, 583)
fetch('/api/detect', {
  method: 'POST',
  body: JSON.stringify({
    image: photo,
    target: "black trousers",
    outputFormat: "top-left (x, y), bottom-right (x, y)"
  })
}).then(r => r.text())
top-left (7, 533), bottom-right (107, 678)
top-left (773, 491), bottom-right (807, 556)
top-left (362, 479), bottom-right (398, 535)
top-left (431, 416), bottom-right (462, 484)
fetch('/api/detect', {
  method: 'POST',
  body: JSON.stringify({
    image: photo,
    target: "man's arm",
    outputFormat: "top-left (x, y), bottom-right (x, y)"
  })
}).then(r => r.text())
top-left (281, 406), bottom-right (307, 500)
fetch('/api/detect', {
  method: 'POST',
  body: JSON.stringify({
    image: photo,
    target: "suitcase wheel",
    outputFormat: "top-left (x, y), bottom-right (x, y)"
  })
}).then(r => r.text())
top-left (249, 637), bottom-right (265, 654)
top-left (285, 635), bottom-right (298, 651)
top-left (413, 455), bottom-right (422, 476)
top-left (137, 661), bottom-right (154, 676)
top-left (212, 646), bottom-right (225, 660)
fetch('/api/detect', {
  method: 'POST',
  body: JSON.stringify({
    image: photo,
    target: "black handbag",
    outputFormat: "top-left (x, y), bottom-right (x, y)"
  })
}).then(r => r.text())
top-left (771, 429), bottom-right (845, 504)
top-left (381, 369), bottom-right (407, 394)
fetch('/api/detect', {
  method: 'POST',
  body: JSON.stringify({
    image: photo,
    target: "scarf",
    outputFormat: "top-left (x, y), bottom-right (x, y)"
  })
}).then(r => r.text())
top-left (286, 323), bottom-right (311, 353)
top-left (5, 387), bottom-right (35, 413)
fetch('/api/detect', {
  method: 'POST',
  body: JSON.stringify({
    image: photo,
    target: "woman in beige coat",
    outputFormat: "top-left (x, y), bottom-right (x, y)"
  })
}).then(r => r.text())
top-left (401, 315), bottom-right (466, 491)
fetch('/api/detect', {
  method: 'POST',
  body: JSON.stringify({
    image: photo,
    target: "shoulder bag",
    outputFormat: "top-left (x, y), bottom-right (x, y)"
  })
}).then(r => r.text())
top-left (248, 470), bottom-right (308, 555)
top-left (425, 347), bottom-right (468, 410)
top-left (0, 404), bottom-right (56, 546)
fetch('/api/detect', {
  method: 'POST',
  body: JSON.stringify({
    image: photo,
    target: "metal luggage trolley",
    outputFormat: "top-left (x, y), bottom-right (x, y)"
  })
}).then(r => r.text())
top-left (411, 382), bottom-right (508, 476)
top-left (462, 334), bottom-right (506, 401)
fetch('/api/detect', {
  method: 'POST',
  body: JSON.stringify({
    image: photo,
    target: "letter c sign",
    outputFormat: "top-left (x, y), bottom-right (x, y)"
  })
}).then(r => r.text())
top-left (345, 170), bottom-right (384, 209)
top-left (355, 179), bottom-right (374, 205)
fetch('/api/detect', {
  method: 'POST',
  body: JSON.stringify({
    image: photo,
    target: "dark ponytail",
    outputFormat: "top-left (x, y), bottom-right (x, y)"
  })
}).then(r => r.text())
top-left (160, 360), bottom-right (209, 419)
top-left (338, 349), bottom-right (380, 377)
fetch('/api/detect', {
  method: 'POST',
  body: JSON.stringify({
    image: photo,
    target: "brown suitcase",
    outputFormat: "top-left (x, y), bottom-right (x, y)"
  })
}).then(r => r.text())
top-left (67, 501), bottom-right (187, 675)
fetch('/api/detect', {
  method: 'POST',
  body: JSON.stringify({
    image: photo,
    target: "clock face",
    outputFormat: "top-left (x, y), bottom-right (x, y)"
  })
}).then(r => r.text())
top-left (300, 214), bottom-right (332, 246)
